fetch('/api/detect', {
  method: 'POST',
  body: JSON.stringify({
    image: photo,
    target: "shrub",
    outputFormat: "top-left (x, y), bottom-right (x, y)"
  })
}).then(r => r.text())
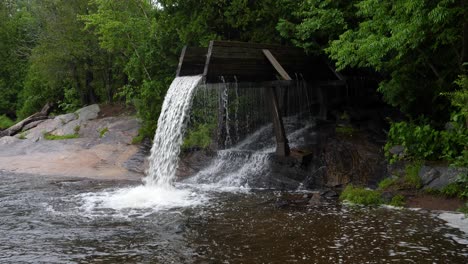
top-left (339, 185), bottom-right (383, 206)
top-left (389, 194), bottom-right (406, 207)
top-left (378, 177), bottom-right (399, 190)
top-left (404, 162), bottom-right (423, 189)
top-left (0, 115), bottom-right (15, 130)
top-left (385, 113), bottom-right (467, 166)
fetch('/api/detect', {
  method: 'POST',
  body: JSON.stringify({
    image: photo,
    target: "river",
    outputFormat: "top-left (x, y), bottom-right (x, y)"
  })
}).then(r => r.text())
top-left (1, 171), bottom-right (467, 263)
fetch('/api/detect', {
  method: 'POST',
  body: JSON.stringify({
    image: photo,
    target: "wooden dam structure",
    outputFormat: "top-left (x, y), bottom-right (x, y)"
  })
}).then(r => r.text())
top-left (176, 41), bottom-right (364, 157)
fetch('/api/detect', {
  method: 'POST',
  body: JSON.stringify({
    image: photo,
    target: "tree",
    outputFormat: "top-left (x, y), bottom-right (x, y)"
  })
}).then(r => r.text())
top-left (325, 0), bottom-right (465, 119)
top-left (0, 0), bottom-right (38, 119)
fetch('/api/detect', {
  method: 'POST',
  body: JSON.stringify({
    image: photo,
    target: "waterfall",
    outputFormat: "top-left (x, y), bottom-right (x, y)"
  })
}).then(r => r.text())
top-left (145, 75), bottom-right (203, 187)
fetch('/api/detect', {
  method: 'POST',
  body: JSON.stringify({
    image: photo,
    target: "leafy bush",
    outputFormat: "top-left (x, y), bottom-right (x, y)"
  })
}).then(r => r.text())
top-left (0, 115), bottom-right (15, 130)
top-left (404, 162), bottom-right (423, 189)
top-left (385, 115), bottom-right (467, 166)
top-left (389, 194), bottom-right (406, 207)
top-left (378, 177), bottom-right (399, 190)
top-left (339, 185), bottom-right (383, 206)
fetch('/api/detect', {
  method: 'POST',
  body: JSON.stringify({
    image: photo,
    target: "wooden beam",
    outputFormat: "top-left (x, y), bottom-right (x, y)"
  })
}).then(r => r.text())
top-left (176, 46), bottom-right (187, 77)
top-left (262, 49), bottom-right (292, 81)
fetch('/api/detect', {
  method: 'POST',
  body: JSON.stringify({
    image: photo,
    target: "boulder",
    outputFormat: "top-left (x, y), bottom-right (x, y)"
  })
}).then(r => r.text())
top-left (54, 113), bottom-right (77, 125)
top-left (76, 104), bottom-right (100, 121)
top-left (419, 166), bottom-right (440, 186)
top-left (423, 167), bottom-right (468, 190)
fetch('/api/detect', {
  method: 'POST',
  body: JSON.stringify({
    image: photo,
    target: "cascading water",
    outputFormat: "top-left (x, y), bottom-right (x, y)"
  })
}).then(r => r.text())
top-left (145, 75), bottom-right (203, 187)
top-left (80, 75), bottom-right (205, 212)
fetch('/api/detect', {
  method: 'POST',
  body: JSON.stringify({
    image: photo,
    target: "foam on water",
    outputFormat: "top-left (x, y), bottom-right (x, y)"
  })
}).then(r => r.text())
top-left (77, 76), bottom-right (204, 212)
top-left (79, 185), bottom-right (207, 214)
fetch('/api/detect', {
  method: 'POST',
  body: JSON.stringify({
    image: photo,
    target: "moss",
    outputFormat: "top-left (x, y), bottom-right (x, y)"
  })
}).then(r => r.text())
top-left (389, 194), bottom-right (406, 207)
top-left (378, 177), bottom-right (399, 190)
top-left (404, 162), bottom-right (423, 189)
top-left (99, 127), bottom-right (109, 138)
top-left (74, 125), bottom-right (81, 134)
top-left (335, 125), bottom-right (356, 136)
top-left (132, 134), bottom-right (145, 144)
top-left (43, 132), bottom-right (79, 140)
top-left (18, 132), bottom-right (27, 140)
top-left (340, 185), bottom-right (383, 206)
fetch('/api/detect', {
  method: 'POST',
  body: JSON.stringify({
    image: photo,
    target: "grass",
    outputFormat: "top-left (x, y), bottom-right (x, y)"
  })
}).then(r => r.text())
top-left (99, 127), bottom-right (109, 138)
top-left (458, 203), bottom-right (468, 216)
top-left (43, 132), bottom-right (79, 140)
top-left (132, 134), bottom-right (145, 144)
top-left (404, 162), bottom-right (423, 189)
top-left (378, 177), bottom-right (399, 190)
top-left (389, 194), bottom-right (406, 207)
top-left (18, 132), bottom-right (27, 140)
top-left (339, 185), bottom-right (383, 206)
top-left (0, 115), bottom-right (15, 130)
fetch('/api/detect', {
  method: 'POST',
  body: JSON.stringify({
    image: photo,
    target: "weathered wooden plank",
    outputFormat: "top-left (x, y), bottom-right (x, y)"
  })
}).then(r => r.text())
top-left (262, 49), bottom-right (292, 81)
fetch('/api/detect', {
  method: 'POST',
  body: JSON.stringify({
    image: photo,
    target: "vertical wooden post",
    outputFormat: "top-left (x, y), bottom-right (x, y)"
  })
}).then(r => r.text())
top-left (265, 86), bottom-right (290, 156)
top-left (262, 49), bottom-right (291, 157)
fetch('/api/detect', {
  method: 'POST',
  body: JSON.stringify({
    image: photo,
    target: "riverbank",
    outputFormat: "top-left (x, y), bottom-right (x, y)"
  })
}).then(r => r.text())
top-left (0, 104), bottom-right (146, 180)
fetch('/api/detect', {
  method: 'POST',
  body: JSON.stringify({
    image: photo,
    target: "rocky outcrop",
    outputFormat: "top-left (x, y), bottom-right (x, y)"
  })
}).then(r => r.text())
top-left (0, 104), bottom-right (143, 180)
top-left (419, 166), bottom-right (467, 190)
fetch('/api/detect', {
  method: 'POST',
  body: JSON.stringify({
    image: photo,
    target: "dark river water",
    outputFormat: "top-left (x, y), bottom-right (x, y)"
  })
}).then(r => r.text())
top-left (1, 171), bottom-right (467, 263)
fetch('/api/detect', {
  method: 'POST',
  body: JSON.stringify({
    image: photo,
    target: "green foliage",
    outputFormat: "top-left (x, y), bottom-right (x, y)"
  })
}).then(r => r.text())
top-left (18, 132), bottom-right (27, 140)
top-left (440, 183), bottom-right (464, 198)
top-left (277, 0), bottom-right (355, 53)
top-left (378, 177), bottom-right (399, 190)
top-left (99, 127), bottom-right (108, 138)
top-left (404, 162), bottom-right (423, 189)
top-left (182, 124), bottom-right (214, 150)
top-left (43, 132), bottom-right (79, 140)
top-left (326, 0), bottom-right (464, 117)
top-left (458, 203), bottom-right (468, 216)
top-left (58, 87), bottom-right (81, 113)
top-left (335, 125), bottom-right (356, 137)
top-left (340, 185), bottom-right (383, 206)
top-left (389, 194), bottom-right (406, 207)
top-left (0, 115), bottom-right (15, 130)
top-left (385, 117), bottom-right (467, 165)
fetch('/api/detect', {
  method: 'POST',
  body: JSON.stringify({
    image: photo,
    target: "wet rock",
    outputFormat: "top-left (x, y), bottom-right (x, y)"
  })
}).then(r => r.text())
top-left (76, 104), bottom-right (100, 121)
top-left (308, 192), bottom-right (322, 206)
top-left (424, 167), bottom-right (467, 190)
top-left (389, 145), bottom-right (404, 156)
top-left (124, 138), bottom-right (151, 174)
top-left (381, 191), bottom-right (395, 203)
top-left (419, 166), bottom-right (440, 186)
top-left (320, 189), bottom-right (339, 198)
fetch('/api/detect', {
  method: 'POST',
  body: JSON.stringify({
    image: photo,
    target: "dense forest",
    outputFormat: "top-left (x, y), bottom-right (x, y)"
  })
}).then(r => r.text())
top-left (0, 0), bottom-right (466, 164)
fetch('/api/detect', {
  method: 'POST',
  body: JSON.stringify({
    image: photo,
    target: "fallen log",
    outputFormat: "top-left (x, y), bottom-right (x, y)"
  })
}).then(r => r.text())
top-left (0, 103), bottom-right (53, 138)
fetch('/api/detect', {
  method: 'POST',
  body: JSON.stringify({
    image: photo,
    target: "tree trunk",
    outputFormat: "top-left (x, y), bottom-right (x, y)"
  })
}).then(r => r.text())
top-left (0, 103), bottom-right (53, 138)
